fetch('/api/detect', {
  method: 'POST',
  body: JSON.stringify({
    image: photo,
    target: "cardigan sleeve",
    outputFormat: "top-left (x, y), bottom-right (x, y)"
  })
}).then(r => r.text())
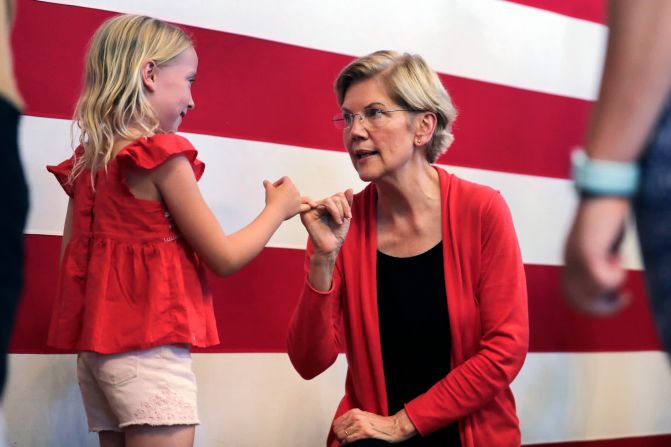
top-left (286, 239), bottom-right (345, 380)
top-left (404, 191), bottom-right (529, 435)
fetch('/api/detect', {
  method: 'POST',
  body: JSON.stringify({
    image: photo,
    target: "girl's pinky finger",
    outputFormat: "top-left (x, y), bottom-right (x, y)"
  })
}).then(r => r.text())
top-left (302, 196), bottom-right (318, 208)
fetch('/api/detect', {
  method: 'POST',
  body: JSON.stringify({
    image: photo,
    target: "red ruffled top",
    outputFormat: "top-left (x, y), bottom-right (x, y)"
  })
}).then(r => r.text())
top-left (47, 134), bottom-right (219, 354)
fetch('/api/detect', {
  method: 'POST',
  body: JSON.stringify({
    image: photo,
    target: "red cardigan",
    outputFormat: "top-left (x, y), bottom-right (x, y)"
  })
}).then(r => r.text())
top-left (287, 167), bottom-right (528, 447)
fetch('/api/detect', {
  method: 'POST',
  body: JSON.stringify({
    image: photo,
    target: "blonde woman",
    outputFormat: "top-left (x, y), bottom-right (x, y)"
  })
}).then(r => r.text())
top-left (47, 15), bottom-right (310, 447)
top-left (288, 51), bottom-right (528, 446)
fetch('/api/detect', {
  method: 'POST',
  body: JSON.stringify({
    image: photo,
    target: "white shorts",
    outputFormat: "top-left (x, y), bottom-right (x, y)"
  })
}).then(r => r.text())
top-left (77, 344), bottom-right (200, 432)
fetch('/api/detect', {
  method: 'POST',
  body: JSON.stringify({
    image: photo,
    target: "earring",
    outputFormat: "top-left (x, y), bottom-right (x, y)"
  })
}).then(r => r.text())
top-left (416, 138), bottom-right (422, 145)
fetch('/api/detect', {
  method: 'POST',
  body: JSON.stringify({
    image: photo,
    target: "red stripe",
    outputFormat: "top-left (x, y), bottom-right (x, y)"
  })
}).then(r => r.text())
top-left (526, 264), bottom-right (661, 352)
top-left (506, 0), bottom-right (607, 25)
top-left (12, 0), bottom-right (588, 180)
top-left (529, 434), bottom-right (671, 447)
top-left (10, 235), bottom-right (661, 354)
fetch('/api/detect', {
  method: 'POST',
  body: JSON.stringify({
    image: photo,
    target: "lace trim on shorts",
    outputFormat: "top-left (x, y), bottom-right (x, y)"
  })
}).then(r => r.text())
top-left (125, 388), bottom-right (198, 427)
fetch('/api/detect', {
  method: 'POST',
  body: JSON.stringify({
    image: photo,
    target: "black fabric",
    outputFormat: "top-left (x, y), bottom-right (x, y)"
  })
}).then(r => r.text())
top-left (635, 97), bottom-right (671, 356)
top-left (0, 96), bottom-right (28, 398)
top-left (376, 242), bottom-right (461, 446)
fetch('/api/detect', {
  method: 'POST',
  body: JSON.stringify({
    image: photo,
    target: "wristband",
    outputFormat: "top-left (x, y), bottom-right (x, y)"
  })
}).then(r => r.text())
top-left (571, 149), bottom-right (640, 197)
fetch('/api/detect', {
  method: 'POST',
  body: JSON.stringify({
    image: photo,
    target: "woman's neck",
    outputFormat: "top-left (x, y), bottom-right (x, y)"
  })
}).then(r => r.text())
top-left (375, 161), bottom-right (441, 224)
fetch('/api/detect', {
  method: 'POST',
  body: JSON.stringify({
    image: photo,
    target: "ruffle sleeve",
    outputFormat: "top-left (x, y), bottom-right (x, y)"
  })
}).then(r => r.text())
top-left (46, 146), bottom-right (84, 197)
top-left (117, 134), bottom-right (205, 180)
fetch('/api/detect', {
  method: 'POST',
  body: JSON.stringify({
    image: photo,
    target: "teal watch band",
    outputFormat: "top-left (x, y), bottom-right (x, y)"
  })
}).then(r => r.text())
top-left (571, 149), bottom-right (641, 197)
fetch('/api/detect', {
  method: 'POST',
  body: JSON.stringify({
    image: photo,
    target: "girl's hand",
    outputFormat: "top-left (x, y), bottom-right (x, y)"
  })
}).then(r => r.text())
top-left (300, 189), bottom-right (354, 259)
top-left (263, 176), bottom-right (314, 221)
top-left (332, 408), bottom-right (416, 444)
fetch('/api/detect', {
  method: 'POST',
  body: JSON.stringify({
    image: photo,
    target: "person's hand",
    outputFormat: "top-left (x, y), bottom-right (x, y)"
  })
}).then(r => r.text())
top-left (300, 189), bottom-right (354, 259)
top-left (563, 196), bottom-right (632, 315)
top-left (263, 176), bottom-right (315, 221)
top-left (332, 408), bottom-right (416, 444)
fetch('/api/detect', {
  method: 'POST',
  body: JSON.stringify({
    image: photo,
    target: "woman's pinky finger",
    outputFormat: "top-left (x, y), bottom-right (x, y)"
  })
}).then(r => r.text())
top-left (323, 198), bottom-right (345, 225)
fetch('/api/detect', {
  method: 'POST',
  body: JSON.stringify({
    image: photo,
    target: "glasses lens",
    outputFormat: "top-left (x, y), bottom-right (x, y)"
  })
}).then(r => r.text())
top-left (332, 115), bottom-right (347, 130)
top-left (364, 109), bottom-right (386, 127)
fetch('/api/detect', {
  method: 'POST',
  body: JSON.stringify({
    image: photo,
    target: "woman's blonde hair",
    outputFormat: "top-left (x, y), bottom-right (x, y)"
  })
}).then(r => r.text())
top-left (335, 50), bottom-right (457, 163)
top-left (70, 14), bottom-right (192, 182)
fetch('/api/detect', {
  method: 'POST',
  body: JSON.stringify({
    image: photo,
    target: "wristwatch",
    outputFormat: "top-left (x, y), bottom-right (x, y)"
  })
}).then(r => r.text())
top-left (571, 149), bottom-right (640, 197)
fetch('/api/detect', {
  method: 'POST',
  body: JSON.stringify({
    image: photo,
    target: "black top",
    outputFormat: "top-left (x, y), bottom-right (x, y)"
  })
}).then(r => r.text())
top-left (0, 95), bottom-right (28, 398)
top-left (377, 242), bottom-right (461, 446)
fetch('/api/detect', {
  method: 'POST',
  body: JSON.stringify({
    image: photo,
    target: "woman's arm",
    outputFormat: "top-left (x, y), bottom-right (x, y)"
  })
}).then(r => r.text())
top-left (286, 242), bottom-right (344, 380)
top-left (153, 155), bottom-right (310, 276)
top-left (286, 190), bottom-right (353, 379)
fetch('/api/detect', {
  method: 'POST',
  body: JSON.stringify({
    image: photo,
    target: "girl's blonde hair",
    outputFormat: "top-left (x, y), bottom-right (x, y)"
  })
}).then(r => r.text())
top-left (335, 50), bottom-right (457, 163)
top-left (70, 14), bottom-right (192, 182)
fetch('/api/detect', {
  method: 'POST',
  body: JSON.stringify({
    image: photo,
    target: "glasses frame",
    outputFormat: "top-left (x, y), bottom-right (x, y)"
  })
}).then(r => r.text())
top-left (331, 108), bottom-right (423, 130)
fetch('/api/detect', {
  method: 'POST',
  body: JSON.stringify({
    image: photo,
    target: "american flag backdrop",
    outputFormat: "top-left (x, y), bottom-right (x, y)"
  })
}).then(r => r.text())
top-left (5, 0), bottom-right (671, 445)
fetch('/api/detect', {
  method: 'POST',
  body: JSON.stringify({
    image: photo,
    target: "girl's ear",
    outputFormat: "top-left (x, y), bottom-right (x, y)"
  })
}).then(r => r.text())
top-left (141, 60), bottom-right (158, 92)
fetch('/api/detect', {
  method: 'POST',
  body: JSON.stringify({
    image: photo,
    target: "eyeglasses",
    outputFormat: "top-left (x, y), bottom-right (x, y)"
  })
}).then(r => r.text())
top-left (332, 108), bottom-right (420, 130)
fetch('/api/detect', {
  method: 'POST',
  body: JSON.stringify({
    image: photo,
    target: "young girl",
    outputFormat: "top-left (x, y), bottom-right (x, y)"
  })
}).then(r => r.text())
top-left (47, 15), bottom-right (310, 447)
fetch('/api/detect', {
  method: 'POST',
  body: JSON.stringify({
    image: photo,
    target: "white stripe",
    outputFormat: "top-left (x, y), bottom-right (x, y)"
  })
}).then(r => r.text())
top-left (515, 352), bottom-right (671, 444)
top-left (4, 352), bottom-right (670, 445)
top-left (22, 115), bottom-right (642, 269)
top-left (0, 407), bottom-right (6, 447)
top-left (36, 0), bottom-right (606, 100)
top-left (3, 353), bottom-right (344, 446)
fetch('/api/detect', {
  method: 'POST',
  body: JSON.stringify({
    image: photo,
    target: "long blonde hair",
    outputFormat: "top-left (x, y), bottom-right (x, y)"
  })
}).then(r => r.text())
top-left (70, 14), bottom-right (192, 182)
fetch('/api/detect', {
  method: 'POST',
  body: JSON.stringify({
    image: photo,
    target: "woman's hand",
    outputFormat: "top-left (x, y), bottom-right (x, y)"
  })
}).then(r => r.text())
top-left (332, 408), bottom-right (416, 444)
top-left (264, 176), bottom-right (315, 221)
top-left (300, 189), bottom-right (353, 292)
top-left (300, 189), bottom-right (354, 258)
top-left (563, 197), bottom-right (632, 315)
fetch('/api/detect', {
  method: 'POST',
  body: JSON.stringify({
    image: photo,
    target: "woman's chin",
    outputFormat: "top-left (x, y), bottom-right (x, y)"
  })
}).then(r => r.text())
top-left (352, 163), bottom-right (381, 183)
top-left (356, 170), bottom-right (378, 183)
